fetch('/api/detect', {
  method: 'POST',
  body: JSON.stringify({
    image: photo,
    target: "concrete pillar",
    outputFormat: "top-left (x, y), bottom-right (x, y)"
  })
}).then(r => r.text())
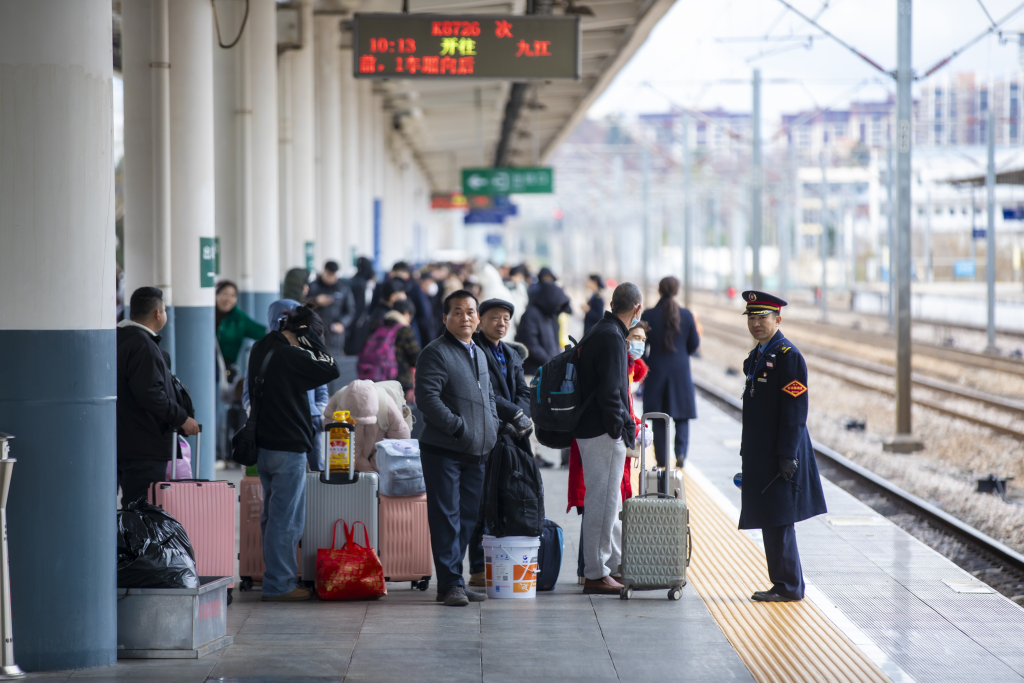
top-left (0, 0), bottom-right (117, 670)
top-left (340, 47), bottom-right (361, 268)
top-left (278, 50), bottom-right (295, 270)
top-left (291, 0), bottom-right (316, 271)
top-left (213, 2), bottom-right (240, 287)
top-left (358, 81), bottom-right (375, 264)
top-left (315, 15), bottom-right (342, 267)
top-left (250, 0), bottom-right (281, 315)
top-left (169, 0), bottom-right (217, 478)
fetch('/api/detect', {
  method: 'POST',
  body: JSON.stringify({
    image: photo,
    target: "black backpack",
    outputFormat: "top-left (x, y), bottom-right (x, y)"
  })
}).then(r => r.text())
top-left (484, 436), bottom-right (545, 538)
top-left (529, 328), bottom-right (596, 449)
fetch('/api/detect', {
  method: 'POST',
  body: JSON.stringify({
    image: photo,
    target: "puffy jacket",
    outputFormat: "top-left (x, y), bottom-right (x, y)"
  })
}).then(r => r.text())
top-left (116, 321), bottom-right (190, 462)
top-left (472, 332), bottom-right (530, 425)
top-left (514, 281), bottom-right (570, 375)
top-left (414, 329), bottom-right (499, 464)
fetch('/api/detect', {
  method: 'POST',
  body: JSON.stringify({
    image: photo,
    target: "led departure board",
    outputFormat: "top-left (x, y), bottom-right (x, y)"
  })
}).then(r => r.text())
top-left (352, 14), bottom-right (581, 80)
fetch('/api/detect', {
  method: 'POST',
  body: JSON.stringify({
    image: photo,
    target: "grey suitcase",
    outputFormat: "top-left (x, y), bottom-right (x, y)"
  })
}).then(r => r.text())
top-left (618, 412), bottom-right (691, 601)
top-left (301, 421), bottom-right (379, 582)
top-left (642, 417), bottom-right (684, 501)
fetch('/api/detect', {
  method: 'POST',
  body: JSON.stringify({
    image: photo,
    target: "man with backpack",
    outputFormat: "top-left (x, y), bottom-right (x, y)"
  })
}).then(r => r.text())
top-left (415, 291), bottom-right (499, 606)
top-left (573, 283), bottom-right (642, 595)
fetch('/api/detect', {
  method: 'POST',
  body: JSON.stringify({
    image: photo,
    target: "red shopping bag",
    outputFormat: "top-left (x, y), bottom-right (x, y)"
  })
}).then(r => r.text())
top-left (316, 520), bottom-right (387, 601)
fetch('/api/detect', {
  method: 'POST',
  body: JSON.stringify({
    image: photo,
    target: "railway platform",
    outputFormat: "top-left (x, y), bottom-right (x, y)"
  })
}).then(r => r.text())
top-left (27, 396), bottom-right (1024, 683)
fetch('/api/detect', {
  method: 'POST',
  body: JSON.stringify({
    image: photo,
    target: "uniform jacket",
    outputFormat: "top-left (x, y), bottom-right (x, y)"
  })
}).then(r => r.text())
top-left (472, 332), bottom-right (530, 425)
top-left (216, 306), bottom-right (267, 366)
top-left (116, 321), bottom-right (190, 462)
top-left (515, 281), bottom-right (570, 374)
top-left (738, 329), bottom-right (827, 529)
top-left (640, 300), bottom-right (700, 420)
top-left (414, 329), bottom-right (500, 464)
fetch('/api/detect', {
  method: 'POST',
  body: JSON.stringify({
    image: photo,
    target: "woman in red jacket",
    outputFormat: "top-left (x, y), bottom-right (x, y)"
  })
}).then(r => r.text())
top-left (567, 322), bottom-right (650, 581)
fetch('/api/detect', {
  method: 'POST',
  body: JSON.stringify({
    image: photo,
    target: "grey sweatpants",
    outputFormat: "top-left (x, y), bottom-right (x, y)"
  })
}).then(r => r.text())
top-left (578, 433), bottom-right (627, 580)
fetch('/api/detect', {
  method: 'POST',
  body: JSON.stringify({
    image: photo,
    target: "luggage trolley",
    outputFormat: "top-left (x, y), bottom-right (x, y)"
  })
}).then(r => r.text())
top-left (618, 412), bottom-right (692, 600)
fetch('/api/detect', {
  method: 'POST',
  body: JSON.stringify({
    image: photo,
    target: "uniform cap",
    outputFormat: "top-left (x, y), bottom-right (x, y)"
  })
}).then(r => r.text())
top-left (741, 290), bottom-right (787, 316)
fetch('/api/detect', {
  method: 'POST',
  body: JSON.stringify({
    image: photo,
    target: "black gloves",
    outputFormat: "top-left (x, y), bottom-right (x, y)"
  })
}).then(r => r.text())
top-left (779, 457), bottom-right (798, 482)
top-left (508, 411), bottom-right (533, 439)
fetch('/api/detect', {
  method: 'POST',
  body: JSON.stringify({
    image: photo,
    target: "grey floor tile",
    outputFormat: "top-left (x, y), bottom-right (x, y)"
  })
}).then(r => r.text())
top-left (344, 647), bottom-right (480, 682)
top-left (229, 633), bottom-right (359, 649)
top-left (209, 647), bottom-right (351, 679)
top-left (24, 671), bottom-right (74, 683)
top-left (612, 649), bottom-right (756, 683)
top-left (482, 648), bottom-right (617, 679)
top-left (68, 659), bottom-right (217, 682)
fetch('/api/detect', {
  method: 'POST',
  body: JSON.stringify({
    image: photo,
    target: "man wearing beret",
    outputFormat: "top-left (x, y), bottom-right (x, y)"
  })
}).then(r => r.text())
top-left (467, 298), bottom-right (535, 587)
top-left (738, 291), bottom-right (827, 602)
top-left (116, 287), bottom-right (201, 505)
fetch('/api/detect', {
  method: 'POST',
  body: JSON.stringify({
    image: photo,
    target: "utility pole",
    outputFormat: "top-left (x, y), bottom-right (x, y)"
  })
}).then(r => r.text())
top-left (682, 111), bottom-right (693, 308)
top-left (780, 142), bottom-right (794, 300)
top-left (819, 148), bottom-right (829, 322)
top-left (884, 0), bottom-right (923, 453)
top-left (752, 69), bottom-right (763, 289)
top-left (887, 125), bottom-right (896, 330)
top-left (971, 184), bottom-right (978, 281)
top-left (986, 88), bottom-right (997, 352)
top-left (642, 143), bottom-right (650, 298)
top-left (925, 190), bottom-right (933, 282)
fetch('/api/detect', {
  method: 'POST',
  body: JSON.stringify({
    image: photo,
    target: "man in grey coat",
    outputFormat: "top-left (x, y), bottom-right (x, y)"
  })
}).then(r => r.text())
top-left (415, 290), bottom-right (499, 606)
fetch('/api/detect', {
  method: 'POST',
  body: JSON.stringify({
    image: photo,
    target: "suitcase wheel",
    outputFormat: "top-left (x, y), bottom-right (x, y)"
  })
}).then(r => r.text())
top-left (416, 579), bottom-right (430, 592)
top-left (619, 586), bottom-right (632, 600)
top-left (227, 589), bottom-right (233, 606)
top-left (239, 578), bottom-right (254, 592)
top-left (668, 587), bottom-right (682, 601)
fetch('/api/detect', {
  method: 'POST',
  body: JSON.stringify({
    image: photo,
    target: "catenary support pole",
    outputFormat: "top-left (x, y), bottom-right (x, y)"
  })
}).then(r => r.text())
top-left (884, 0), bottom-right (923, 453)
top-left (986, 90), bottom-right (997, 352)
top-left (819, 149), bottom-right (829, 322)
top-left (642, 144), bottom-right (651, 298)
top-left (169, 0), bottom-right (218, 476)
top-left (0, 0), bottom-right (117, 669)
top-left (682, 111), bottom-right (692, 308)
top-left (751, 69), bottom-right (763, 290)
top-left (887, 128), bottom-right (896, 330)
top-left (250, 0), bottom-right (280, 316)
top-left (925, 190), bottom-right (932, 282)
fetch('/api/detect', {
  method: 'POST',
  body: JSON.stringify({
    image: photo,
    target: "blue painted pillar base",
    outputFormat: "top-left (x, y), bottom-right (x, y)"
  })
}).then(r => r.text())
top-left (0, 330), bottom-right (117, 671)
top-left (174, 306), bottom-right (216, 480)
top-left (238, 290), bottom-right (257, 321)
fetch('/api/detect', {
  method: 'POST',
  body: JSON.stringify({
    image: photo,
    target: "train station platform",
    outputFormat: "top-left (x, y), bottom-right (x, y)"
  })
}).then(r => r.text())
top-left (27, 396), bottom-right (1024, 683)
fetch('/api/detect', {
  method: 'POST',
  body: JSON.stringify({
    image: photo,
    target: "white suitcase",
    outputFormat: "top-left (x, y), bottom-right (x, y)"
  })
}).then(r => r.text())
top-left (300, 421), bottom-right (379, 581)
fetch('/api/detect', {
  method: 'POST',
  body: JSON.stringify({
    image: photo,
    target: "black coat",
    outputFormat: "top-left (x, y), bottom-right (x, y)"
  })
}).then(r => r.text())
top-left (641, 300), bottom-right (701, 420)
top-left (473, 332), bottom-right (530, 424)
top-left (583, 293), bottom-right (604, 333)
top-left (574, 312), bottom-right (635, 448)
top-left (344, 275), bottom-right (374, 355)
top-left (116, 324), bottom-right (190, 462)
top-left (307, 276), bottom-right (356, 352)
top-left (738, 329), bottom-right (827, 530)
top-left (515, 281), bottom-right (570, 375)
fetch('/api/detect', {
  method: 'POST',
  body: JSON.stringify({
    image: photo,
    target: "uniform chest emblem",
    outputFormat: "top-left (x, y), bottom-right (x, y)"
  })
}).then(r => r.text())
top-left (782, 380), bottom-right (807, 397)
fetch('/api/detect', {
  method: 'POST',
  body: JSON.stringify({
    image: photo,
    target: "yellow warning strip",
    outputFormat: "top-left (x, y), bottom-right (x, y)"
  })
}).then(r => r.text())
top-left (683, 470), bottom-right (891, 683)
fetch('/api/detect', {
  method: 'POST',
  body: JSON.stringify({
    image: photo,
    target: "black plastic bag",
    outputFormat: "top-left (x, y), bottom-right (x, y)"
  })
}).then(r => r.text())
top-left (117, 500), bottom-right (199, 589)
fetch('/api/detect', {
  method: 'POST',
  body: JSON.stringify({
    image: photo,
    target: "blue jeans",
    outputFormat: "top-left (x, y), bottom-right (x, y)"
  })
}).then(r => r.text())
top-left (421, 453), bottom-right (485, 595)
top-left (257, 449), bottom-right (307, 597)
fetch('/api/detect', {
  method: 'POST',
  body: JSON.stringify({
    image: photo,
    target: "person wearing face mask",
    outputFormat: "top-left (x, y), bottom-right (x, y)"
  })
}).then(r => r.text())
top-left (571, 283), bottom-right (643, 595)
top-left (640, 276), bottom-right (700, 469)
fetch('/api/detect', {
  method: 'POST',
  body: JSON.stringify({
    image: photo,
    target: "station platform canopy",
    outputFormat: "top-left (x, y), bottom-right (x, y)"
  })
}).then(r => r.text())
top-left (326, 0), bottom-right (675, 191)
top-left (946, 167), bottom-right (1024, 186)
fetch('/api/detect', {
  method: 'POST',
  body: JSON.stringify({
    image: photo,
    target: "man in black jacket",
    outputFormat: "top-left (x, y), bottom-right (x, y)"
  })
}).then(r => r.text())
top-left (415, 291), bottom-right (499, 607)
top-left (308, 261), bottom-right (356, 355)
top-left (247, 305), bottom-right (340, 601)
top-left (116, 287), bottom-right (200, 506)
top-left (467, 299), bottom-right (534, 587)
top-left (574, 282), bottom-right (642, 595)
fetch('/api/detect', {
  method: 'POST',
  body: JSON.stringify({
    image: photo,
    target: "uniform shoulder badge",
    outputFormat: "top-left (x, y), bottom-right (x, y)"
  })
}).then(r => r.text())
top-left (782, 380), bottom-right (807, 397)
top-left (781, 346), bottom-right (792, 353)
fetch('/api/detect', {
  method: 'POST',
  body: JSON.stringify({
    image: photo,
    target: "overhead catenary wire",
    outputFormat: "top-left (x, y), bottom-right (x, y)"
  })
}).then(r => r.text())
top-left (919, 1), bottom-right (1024, 78)
top-left (771, 0), bottom-right (890, 76)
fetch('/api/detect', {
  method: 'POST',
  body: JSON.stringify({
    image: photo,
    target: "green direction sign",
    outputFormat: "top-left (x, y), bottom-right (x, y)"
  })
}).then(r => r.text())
top-left (462, 167), bottom-right (553, 195)
top-left (200, 237), bottom-right (220, 288)
top-left (304, 241), bottom-right (315, 271)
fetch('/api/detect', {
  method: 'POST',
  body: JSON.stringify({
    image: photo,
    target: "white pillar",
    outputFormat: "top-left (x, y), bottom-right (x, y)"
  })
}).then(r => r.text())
top-left (250, 0), bottom-right (280, 313)
top-left (358, 80), bottom-right (375, 264)
top-left (291, 0), bottom-right (316, 271)
top-left (340, 47), bottom-right (360, 267)
top-left (0, 0), bottom-right (117, 669)
top-left (315, 15), bottom-right (342, 267)
top-left (212, 2), bottom-right (239, 286)
top-left (169, 0), bottom-right (217, 479)
top-left (278, 50), bottom-right (294, 270)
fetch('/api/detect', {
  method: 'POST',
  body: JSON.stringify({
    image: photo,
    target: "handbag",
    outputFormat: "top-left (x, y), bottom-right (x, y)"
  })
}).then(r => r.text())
top-left (316, 520), bottom-right (386, 601)
top-left (230, 347), bottom-right (276, 467)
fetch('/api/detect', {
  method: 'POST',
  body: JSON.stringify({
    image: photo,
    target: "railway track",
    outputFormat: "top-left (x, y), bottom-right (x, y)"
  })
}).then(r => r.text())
top-left (698, 319), bottom-right (1024, 441)
top-left (693, 376), bottom-right (1024, 585)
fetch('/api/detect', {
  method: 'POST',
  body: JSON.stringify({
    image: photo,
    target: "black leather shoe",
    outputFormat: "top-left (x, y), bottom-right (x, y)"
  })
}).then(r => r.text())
top-left (751, 590), bottom-right (799, 602)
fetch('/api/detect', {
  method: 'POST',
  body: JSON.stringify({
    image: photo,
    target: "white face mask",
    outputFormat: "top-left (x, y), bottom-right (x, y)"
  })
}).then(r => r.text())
top-left (425, 282), bottom-right (439, 297)
top-left (627, 340), bottom-right (645, 361)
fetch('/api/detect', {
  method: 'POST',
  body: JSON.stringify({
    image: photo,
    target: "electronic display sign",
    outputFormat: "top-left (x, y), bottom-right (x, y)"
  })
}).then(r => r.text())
top-left (352, 14), bottom-right (581, 80)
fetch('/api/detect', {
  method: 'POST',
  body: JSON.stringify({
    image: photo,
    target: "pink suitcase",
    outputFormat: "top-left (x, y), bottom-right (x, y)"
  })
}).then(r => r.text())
top-left (150, 426), bottom-right (237, 602)
top-left (378, 493), bottom-right (432, 590)
top-left (238, 475), bottom-right (265, 590)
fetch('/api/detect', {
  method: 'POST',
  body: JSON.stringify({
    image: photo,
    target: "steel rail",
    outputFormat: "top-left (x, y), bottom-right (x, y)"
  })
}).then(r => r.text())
top-left (693, 376), bottom-right (1024, 575)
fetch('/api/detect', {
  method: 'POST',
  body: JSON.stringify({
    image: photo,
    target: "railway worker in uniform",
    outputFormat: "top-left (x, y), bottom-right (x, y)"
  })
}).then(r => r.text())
top-left (739, 291), bottom-right (827, 602)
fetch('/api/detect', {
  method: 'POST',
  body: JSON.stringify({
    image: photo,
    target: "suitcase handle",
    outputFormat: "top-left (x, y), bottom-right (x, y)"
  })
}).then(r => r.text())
top-left (638, 412), bottom-right (673, 497)
top-left (169, 425), bottom-right (204, 482)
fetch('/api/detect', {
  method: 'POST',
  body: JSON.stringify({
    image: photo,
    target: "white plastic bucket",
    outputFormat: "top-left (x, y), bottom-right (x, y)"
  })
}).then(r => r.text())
top-left (482, 535), bottom-right (540, 599)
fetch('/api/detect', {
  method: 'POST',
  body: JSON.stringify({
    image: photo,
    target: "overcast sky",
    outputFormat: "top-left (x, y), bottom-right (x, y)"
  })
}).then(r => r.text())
top-left (590, 0), bottom-right (1024, 133)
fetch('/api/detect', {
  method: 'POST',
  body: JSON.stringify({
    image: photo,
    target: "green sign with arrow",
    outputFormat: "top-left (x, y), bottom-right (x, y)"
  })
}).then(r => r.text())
top-left (462, 167), bottom-right (553, 195)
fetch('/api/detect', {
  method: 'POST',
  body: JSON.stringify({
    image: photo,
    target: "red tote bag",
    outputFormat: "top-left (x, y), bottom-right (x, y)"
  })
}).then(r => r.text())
top-left (316, 520), bottom-right (387, 601)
